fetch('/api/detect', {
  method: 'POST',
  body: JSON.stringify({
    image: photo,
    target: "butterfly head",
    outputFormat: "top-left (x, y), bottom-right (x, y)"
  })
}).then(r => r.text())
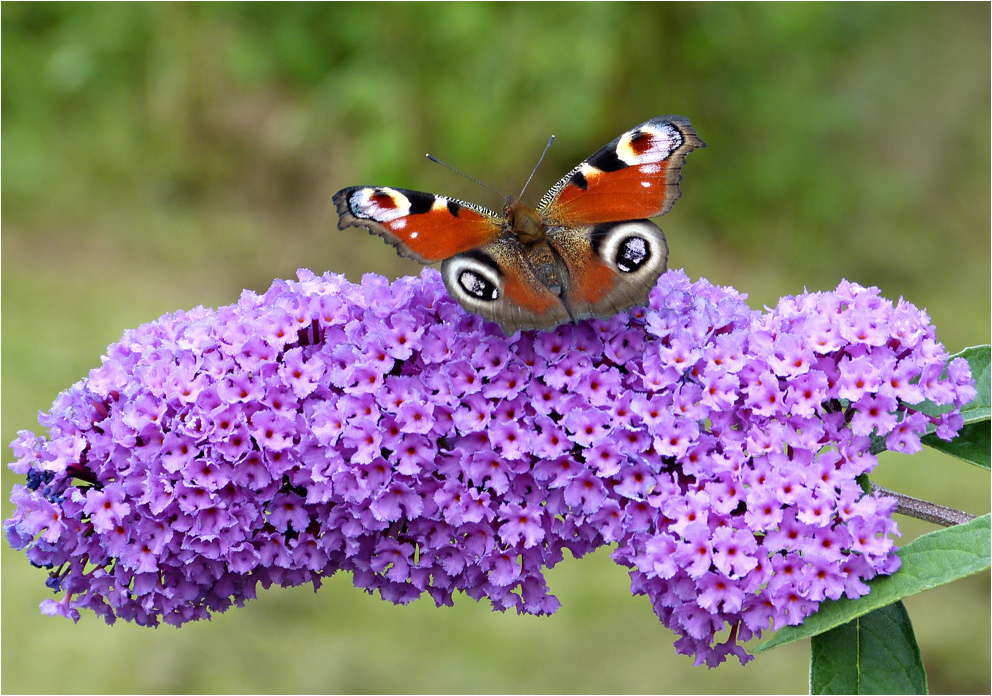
top-left (503, 197), bottom-right (546, 245)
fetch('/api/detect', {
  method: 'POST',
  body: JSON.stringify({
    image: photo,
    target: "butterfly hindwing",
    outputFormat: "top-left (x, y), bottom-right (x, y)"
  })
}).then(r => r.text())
top-left (333, 186), bottom-right (503, 264)
top-left (537, 116), bottom-right (705, 227)
top-left (441, 242), bottom-right (572, 333)
top-left (549, 220), bottom-right (669, 321)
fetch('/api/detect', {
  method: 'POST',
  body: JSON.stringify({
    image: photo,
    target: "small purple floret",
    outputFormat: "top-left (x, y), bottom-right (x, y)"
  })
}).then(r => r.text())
top-left (4, 269), bottom-right (973, 664)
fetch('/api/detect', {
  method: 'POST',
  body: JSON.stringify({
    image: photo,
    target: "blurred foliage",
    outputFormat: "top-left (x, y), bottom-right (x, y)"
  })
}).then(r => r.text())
top-left (2, 3), bottom-right (988, 693)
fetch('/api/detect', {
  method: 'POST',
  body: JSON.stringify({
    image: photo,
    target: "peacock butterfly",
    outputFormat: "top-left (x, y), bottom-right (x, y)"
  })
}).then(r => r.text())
top-left (333, 116), bottom-right (704, 334)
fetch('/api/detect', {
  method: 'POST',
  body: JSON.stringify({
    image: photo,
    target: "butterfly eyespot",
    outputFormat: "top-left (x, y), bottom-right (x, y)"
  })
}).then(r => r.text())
top-left (616, 236), bottom-right (650, 273)
top-left (616, 123), bottom-right (683, 166)
top-left (441, 255), bottom-right (503, 309)
top-left (458, 270), bottom-right (499, 301)
top-left (591, 220), bottom-right (667, 278)
top-left (350, 187), bottom-right (411, 222)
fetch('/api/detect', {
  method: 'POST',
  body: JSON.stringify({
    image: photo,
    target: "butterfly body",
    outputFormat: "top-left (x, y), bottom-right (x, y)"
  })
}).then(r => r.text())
top-left (334, 116), bottom-right (704, 334)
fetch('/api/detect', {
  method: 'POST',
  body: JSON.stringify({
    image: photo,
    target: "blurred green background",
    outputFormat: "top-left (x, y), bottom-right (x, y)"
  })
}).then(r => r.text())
top-left (2, 3), bottom-right (989, 693)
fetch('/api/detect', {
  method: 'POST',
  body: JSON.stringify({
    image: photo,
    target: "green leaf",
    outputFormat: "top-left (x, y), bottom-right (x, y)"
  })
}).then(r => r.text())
top-left (756, 514), bottom-right (991, 652)
top-left (922, 420), bottom-right (990, 469)
top-left (920, 345), bottom-right (991, 469)
top-left (810, 601), bottom-right (927, 695)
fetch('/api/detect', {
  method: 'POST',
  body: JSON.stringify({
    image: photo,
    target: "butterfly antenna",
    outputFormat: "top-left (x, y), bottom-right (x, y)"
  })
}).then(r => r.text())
top-left (425, 153), bottom-right (505, 201)
top-left (518, 135), bottom-right (555, 199)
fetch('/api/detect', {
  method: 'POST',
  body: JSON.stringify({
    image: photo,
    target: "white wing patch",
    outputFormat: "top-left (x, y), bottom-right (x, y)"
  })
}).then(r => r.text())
top-left (616, 124), bottom-right (683, 166)
top-left (349, 187), bottom-right (411, 223)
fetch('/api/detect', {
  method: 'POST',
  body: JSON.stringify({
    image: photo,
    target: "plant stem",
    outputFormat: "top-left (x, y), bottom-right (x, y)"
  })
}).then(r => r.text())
top-left (870, 483), bottom-right (977, 527)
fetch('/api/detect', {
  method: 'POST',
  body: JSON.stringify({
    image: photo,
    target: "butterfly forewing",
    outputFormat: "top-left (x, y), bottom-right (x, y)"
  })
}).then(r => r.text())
top-left (538, 116), bottom-right (705, 227)
top-left (333, 186), bottom-right (503, 264)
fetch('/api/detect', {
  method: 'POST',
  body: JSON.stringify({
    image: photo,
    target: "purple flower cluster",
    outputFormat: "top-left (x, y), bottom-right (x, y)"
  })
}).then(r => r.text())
top-left (5, 268), bottom-right (974, 665)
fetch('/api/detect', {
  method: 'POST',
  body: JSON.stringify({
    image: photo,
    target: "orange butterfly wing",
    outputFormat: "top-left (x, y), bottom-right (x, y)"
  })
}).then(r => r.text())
top-left (538, 116), bottom-right (705, 227)
top-left (333, 187), bottom-right (503, 264)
